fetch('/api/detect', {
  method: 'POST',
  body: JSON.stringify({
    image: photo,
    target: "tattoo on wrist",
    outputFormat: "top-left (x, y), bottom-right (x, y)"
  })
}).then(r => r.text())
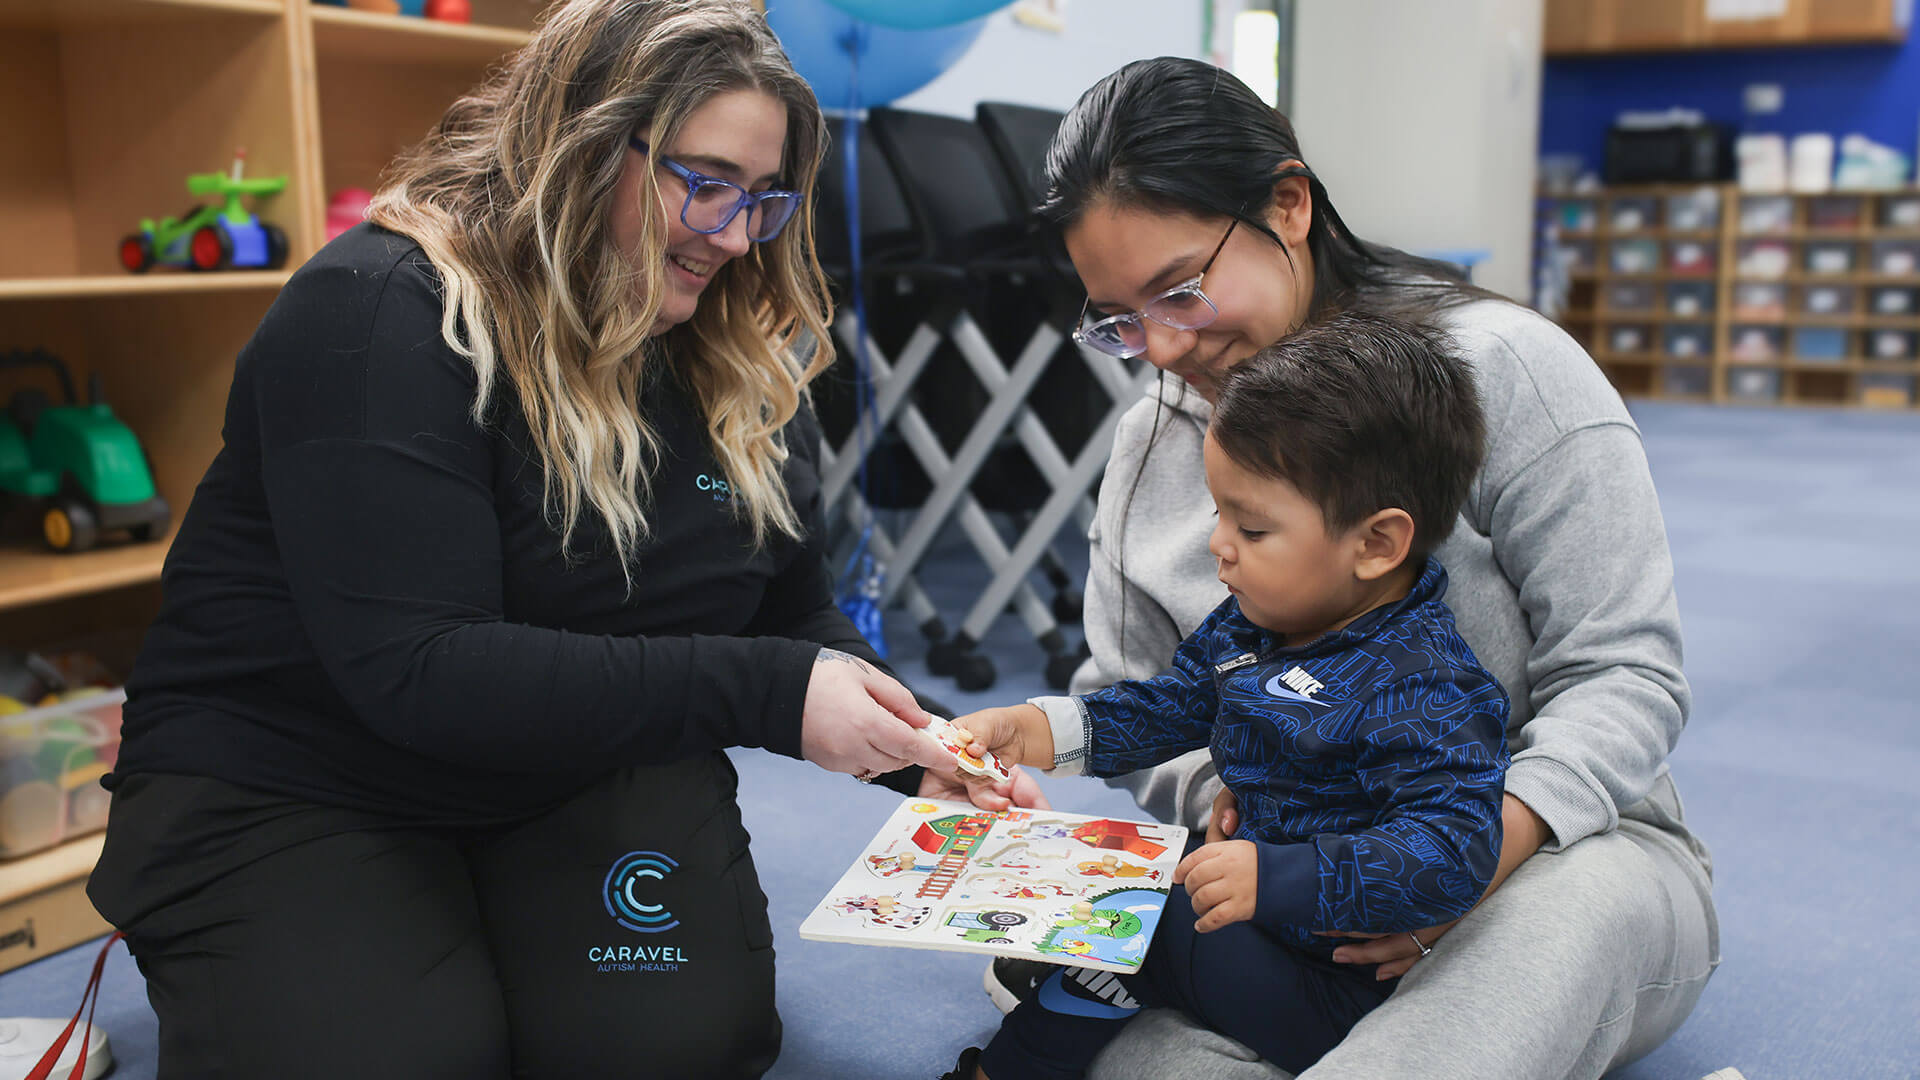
top-left (815, 648), bottom-right (872, 674)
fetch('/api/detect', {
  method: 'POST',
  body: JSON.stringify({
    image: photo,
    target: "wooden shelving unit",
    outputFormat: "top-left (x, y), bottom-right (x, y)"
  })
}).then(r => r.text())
top-left (1538, 184), bottom-right (1920, 409)
top-left (0, 0), bottom-right (541, 964)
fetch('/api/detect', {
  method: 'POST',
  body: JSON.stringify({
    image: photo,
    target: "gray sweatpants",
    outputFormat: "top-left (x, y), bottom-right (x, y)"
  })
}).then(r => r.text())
top-left (1086, 819), bottom-right (1718, 1080)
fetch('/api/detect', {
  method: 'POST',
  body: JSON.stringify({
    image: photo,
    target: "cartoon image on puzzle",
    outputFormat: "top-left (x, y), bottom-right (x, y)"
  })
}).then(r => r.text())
top-left (799, 798), bottom-right (1187, 974)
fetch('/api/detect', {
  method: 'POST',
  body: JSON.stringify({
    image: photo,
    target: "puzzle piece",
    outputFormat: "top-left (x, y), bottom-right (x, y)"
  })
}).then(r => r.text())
top-left (923, 716), bottom-right (1013, 781)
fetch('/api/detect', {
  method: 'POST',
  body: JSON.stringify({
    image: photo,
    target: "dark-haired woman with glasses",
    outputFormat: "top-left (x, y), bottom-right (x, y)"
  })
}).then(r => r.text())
top-left (83, 3), bottom-right (1033, 1077)
top-left (979, 56), bottom-right (1716, 1080)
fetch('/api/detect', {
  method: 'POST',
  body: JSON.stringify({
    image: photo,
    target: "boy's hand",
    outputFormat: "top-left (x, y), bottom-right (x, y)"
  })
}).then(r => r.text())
top-left (952, 705), bottom-right (1049, 770)
top-left (1174, 839), bottom-right (1258, 932)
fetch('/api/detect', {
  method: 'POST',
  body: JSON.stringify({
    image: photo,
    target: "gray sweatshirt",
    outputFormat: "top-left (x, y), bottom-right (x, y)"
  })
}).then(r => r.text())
top-left (1074, 298), bottom-right (1711, 876)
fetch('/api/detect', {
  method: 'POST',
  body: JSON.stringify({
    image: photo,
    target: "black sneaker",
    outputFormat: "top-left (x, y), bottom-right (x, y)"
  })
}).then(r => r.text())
top-left (940, 1046), bottom-right (982, 1080)
top-left (982, 957), bottom-right (1055, 1014)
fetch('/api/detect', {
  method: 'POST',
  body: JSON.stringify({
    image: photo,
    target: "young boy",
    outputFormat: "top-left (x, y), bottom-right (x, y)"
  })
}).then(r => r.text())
top-left (942, 310), bottom-right (1511, 1080)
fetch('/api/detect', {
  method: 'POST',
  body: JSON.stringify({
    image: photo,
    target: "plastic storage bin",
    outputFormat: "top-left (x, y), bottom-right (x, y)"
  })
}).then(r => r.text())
top-left (1666, 188), bottom-right (1720, 232)
top-left (1805, 242), bottom-right (1855, 275)
top-left (1610, 238), bottom-right (1661, 274)
top-left (1736, 239), bottom-right (1791, 278)
top-left (1663, 324), bottom-right (1713, 358)
top-left (1733, 282), bottom-right (1787, 317)
top-left (1661, 365), bottom-right (1712, 397)
top-left (1668, 239), bottom-right (1715, 275)
top-left (1878, 195), bottom-right (1920, 229)
top-left (1808, 196), bottom-right (1866, 229)
top-left (1791, 327), bottom-right (1848, 361)
top-left (1859, 372), bottom-right (1916, 407)
top-left (1869, 287), bottom-right (1916, 315)
top-left (1547, 198), bottom-right (1598, 233)
top-left (1666, 281), bottom-right (1715, 317)
top-left (1608, 324), bottom-right (1653, 354)
top-left (1726, 366), bottom-right (1782, 402)
top-left (0, 688), bottom-right (123, 859)
top-left (1608, 196), bottom-right (1659, 232)
top-left (1800, 284), bottom-right (1855, 315)
top-left (1604, 281), bottom-right (1656, 313)
top-left (1730, 324), bottom-right (1785, 361)
top-left (1870, 239), bottom-right (1920, 276)
top-left (1869, 330), bottom-right (1916, 359)
top-left (1738, 195), bottom-right (1794, 234)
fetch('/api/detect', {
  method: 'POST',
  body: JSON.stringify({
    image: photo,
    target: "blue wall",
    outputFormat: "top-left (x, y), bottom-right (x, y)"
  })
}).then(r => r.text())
top-left (1540, 34), bottom-right (1920, 174)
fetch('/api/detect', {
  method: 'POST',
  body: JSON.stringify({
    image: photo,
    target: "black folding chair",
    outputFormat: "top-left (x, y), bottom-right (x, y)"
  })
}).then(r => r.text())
top-left (860, 106), bottom-right (1153, 690)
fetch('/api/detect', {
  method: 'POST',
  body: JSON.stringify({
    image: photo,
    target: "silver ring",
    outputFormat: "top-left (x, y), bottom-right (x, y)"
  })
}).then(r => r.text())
top-left (855, 769), bottom-right (877, 784)
top-left (1407, 931), bottom-right (1432, 958)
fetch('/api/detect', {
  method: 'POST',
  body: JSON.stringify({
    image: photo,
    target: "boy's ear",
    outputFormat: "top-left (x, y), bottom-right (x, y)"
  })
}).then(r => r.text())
top-left (1351, 508), bottom-right (1414, 582)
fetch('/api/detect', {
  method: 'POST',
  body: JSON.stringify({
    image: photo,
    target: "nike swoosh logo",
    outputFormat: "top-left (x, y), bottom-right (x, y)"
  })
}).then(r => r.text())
top-left (1263, 673), bottom-right (1331, 704)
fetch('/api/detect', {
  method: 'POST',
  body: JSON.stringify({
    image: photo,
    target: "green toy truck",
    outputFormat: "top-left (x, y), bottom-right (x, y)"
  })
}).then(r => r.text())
top-left (0, 350), bottom-right (169, 553)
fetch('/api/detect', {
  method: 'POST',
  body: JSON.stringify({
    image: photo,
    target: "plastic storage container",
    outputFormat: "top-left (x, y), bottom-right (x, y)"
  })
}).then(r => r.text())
top-left (1859, 372), bottom-right (1916, 407)
top-left (1666, 188), bottom-right (1720, 232)
top-left (1800, 284), bottom-right (1855, 316)
top-left (1729, 324), bottom-right (1786, 361)
top-left (1790, 327), bottom-right (1848, 361)
top-left (1870, 287), bottom-right (1916, 315)
top-left (0, 688), bottom-right (124, 859)
top-left (1663, 324), bottom-right (1713, 358)
top-left (1870, 239), bottom-right (1920, 276)
top-left (1668, 239), bottom-right (1715, 275)
top-left (1666, 281), bottom-right (1716, 317)
top-left (1733, 282), bottom-right (1787, 317)
top-left (1805, 242), bottom-right (1855, 275)
top-left (1610, 238), bottom-right (1661, 274)
top-left (1738, 195), bottom-right (1794, 234)
top-left (1662, 365), bottom-right (1712, 397)
top-left (1869, 330), bottom-right (1916, 359)
top-left (1726, 366), bottom-right (1782, 402)
top-left (1604, 281), bottom-right (1656, 313)
top-left (1736, 239), bottom-right (1792, 278)
top-left (1608, 196), bottom-right (1659, 232)
top-left (1807, 196), bottom-right (1866, 229)
top-left (1608, 324), bottom-right (1654, 354)
top-left (1878, 195), bottom-right (1920, 229)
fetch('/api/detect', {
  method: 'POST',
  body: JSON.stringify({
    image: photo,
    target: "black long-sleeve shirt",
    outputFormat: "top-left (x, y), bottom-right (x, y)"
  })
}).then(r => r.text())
top-left (113, 224), bottom-right (895, 822)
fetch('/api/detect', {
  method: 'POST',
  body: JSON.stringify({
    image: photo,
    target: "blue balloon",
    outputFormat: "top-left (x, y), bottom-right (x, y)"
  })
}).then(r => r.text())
top-left (767, 0), bottom-right (987, 109)
top-left (821, 0), bottom-right (1011, 30)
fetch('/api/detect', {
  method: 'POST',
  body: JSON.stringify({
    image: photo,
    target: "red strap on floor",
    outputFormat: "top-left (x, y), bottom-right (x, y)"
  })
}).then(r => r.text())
top-left (26, 930), bottom-right (123, 1080)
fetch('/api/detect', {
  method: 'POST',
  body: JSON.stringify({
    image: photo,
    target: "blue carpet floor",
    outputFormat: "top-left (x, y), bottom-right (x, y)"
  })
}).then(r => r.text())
top-left (0, 401), bottom-right (1915, 1078)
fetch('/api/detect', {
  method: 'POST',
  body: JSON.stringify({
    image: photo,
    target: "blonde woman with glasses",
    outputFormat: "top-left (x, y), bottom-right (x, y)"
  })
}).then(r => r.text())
top-left (84, 3), bottom-right (1025, 1076)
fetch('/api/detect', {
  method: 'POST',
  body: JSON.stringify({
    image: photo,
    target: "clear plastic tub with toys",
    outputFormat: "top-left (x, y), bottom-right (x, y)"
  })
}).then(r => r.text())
top-left (0, 650), bottom-right (123, 859)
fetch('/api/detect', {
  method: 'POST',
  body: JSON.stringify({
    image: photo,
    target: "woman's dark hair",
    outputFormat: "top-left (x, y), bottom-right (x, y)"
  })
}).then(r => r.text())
top-left (1211, 310), bottom-right (1485, 561)
top-left (1040, 55), bottom-right (1498, 323)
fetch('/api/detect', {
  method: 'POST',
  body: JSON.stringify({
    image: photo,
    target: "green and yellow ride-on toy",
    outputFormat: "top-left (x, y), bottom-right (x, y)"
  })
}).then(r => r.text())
top-left (0, 350), bottom-right (169, 553)
top-left (118, 153), bottom-right (289, 273)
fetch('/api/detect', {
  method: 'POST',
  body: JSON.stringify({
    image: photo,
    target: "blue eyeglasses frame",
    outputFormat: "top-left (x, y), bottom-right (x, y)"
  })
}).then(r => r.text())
top-left (628, 137), bottom-right (801, 243)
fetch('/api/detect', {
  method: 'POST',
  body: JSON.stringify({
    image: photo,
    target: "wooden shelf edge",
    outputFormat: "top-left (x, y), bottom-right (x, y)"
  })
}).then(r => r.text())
top-left (0, 832), bottom-right (104, 907)
top-left (0, 271), bottom-right (290, 302)
top-left (310, 5), bottom-right (531, 56)
top-left (0, 533), bottom-right (172, 613)
top-left (0, 0), bottom-right (281, 27)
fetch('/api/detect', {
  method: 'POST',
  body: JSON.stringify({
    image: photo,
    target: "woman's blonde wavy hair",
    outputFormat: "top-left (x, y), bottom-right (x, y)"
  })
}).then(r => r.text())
top-left (369, 0), bottom-right (834, 570)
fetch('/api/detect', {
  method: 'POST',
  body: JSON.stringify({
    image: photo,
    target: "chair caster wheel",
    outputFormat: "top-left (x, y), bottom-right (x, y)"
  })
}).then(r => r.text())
top-left (954, 653), bottom-right (997, 692)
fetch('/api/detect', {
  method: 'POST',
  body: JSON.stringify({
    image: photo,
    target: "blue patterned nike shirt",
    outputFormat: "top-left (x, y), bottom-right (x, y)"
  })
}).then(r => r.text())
top-left (1052, 558), bottom-right (1509, 955)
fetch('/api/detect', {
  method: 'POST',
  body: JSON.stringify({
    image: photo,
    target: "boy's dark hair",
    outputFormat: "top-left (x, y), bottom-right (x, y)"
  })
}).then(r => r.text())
top-left (1210, 310), bottom-right (1485, 560)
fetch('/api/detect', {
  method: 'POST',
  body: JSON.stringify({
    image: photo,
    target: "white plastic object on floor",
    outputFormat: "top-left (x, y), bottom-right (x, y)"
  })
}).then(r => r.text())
top-left (1698, 1070), bottom-right (1748, 1080)
top-left (0, 1017), bottom-right (112, 1080)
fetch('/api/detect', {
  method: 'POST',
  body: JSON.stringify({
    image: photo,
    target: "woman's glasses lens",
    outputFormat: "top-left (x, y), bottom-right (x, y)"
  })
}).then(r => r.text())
top-left (683, 183), bottom-right (799, 242)
top-left (1146, 287), bottom-right (1217, 329)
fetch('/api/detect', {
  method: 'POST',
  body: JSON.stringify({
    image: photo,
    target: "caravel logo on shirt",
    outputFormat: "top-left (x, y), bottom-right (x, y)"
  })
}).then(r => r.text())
top-left (1263, 666), bottom-right (1330, 705)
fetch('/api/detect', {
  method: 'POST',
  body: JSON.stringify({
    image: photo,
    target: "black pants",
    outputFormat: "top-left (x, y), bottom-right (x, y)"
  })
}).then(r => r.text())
top-left (87, 757), bottom-right (780, 1079)
top-left (980, 881), bottom-right (1396, 1080)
